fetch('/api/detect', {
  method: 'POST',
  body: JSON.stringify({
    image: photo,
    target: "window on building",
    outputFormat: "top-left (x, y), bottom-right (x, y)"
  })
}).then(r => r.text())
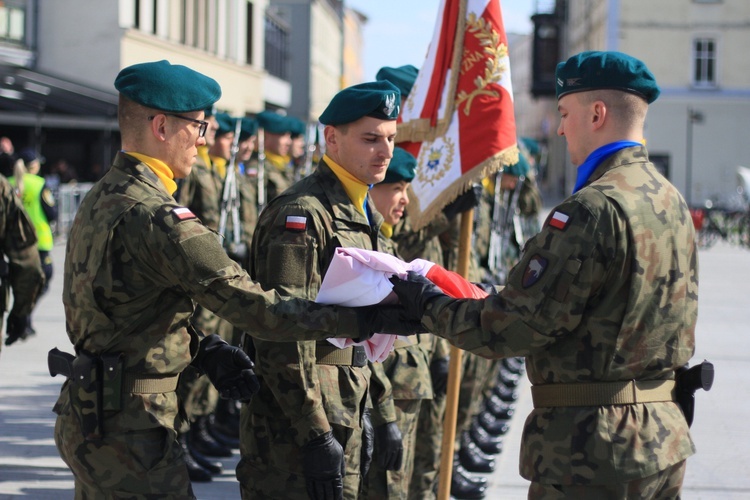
top-left (693, 38), bottom-right (717, 88)
top-left (246, 1), bottom-right (254, 65)
top-left (0, 2), bottom-right (26, 46)
top-left (265, 12), bottom-right (289, 80)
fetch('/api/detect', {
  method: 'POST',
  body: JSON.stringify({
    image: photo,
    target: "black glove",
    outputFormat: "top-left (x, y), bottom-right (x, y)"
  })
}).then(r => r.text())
top-left (443, 184), bottom-right (483, 220)
top-left (192, 334), bottom-right (260, 402)
top-left (388, 271), bottom-right (448, 320)
top-left (375, 422), bottom-right (403, 470)
top-left (430, 357), bottom-right (450, 398)
top-left (302, 430), bottom-right (345, 500)
top-left (360, 408), bottom-right (374, 477)
top-left (4, 313), bottom-right (31, 346)
top-left (354, 304), bottom-right (426, 342)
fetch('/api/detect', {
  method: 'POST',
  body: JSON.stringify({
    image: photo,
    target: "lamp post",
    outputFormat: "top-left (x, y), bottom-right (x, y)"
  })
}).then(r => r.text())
top-left (686, 107), bottom-right (704, 207)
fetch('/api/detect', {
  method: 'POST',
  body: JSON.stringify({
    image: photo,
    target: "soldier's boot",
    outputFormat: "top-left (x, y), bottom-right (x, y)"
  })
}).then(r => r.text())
top-left (190, 446), bottom-right (224, 475)
top-left (458, 433), bottom-right (496, 473)
top-left (451, 456), bottom-right (487, 499)
top-left (492, 381), bottom-right (519, 403)
top-left (178, 433), bottom-right (213, 483)
top-left (189, 415), bottom-right (233, 458)
top-left (207, 412), bottom-right (240, 450)
top-left (484, 393), bottom-right (515, 420)
top-left (477, 409), bottom-right (511, 436)
top-left (455, 463), bottom-right (488, 486)
top-left (469, 420), bottom-right (504, 455)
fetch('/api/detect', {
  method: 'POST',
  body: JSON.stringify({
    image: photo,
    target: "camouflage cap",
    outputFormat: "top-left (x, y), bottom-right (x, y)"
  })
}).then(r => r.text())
top-left (214, 112), bottom-right (237, 136)
top-left (376, 64), bottom-right (419, 100)
top-left (257, 111), bottom-right (292, 135)
top-left (555, 51), bottom-right (660, 104)
top-left (383, 147), bottom-right (416, 184)
top-left (319, 81), bottom-right (400, 126)
top-left (114, 60), bottom-right (221, 112)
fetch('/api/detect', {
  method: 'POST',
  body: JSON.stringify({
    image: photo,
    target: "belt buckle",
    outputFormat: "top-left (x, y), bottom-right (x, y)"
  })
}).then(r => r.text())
top-left (351, 346), bottom-right (367, 367)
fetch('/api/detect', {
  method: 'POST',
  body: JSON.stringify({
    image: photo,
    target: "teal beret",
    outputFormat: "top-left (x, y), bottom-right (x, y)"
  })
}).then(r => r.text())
top-left (519, 136), bottom-right (540, 157)
top-left (214, 112), bottom-right (237, 136)
top-left (376, 65), bottom-right (418, 100)
top-left (239, 117), bottom-right (258, 140)
top-left (204, 105), bottom-right (216, 118)
top-left (114, 60), bottom-right (221, 112)
top-left (503, 152), bottom-right (530, 178)
top-left (555, 51), bottom-right (660, 104)
top-left (319, 81), bottom-right (400, 126)
top-left (383, 147), bottom-right (416, 184)
top-left (287, 116), bottom-right (307, 137)
top-left (257, 111), bottom-right (292, 134)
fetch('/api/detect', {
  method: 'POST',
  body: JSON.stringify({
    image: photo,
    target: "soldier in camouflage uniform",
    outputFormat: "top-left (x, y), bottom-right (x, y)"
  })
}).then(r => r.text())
top-left (0, 173), bottom-right (44, 350)
top-left (51, 61), bottom-right (406, 499)
top-left (391, 51), bottom-right (697, 499)
top-left (238, 81), bottom-right (413, 499)
top-left (256, 110), bottom-right (295, 203)
top-left (362, 147), bottom-right (434, 499)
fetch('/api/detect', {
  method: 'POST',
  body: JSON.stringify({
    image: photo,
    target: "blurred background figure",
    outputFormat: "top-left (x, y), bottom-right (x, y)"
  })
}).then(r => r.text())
top-left (9, 148), bottom-right (57, 335)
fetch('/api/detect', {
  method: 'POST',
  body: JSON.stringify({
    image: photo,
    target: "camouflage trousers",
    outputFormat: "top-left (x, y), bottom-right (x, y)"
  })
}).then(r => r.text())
top-left (237, 411), bottom-right (364, 499)
top-left (363, 398), bottom-right (422, 499)
top-left (527, 460), bottom-right (687, 499)
top-left (54, 410), bottom-right (194, 499)
top-left (408, 395), bottom-right (447, 500)
top-left (456, 353), bottom-right (496, 437)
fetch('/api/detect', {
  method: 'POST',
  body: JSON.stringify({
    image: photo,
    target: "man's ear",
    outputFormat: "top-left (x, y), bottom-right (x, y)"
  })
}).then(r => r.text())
top-left (323, 125), bottom-right (337, 151)
top-left (591, 101), bottom-right (607, 130)
top-left (150, 113), bottom-right (168, 142)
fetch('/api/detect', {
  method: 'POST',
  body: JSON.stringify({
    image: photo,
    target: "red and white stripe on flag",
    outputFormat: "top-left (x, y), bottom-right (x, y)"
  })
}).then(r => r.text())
top-left (398, 0), bottom-right (519, 230)
top-left (549, 211), bottom-right (569, 230)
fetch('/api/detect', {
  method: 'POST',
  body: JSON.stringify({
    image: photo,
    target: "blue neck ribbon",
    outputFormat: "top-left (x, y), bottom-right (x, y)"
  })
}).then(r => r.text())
top-left (573, 141), bottom-right (641, 193)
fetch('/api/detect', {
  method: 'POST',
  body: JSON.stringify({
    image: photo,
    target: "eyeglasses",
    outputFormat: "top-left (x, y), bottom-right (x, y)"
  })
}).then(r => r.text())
top-left (148, 113), bottom-right (209, 138)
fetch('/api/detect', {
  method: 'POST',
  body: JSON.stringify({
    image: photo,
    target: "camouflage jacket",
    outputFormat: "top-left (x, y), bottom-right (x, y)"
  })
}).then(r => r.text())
top-left (59, 153), bottom-right (363, 433)
top-left (177, 155), bottom-right (223, 231)
top-left (367, 236), bottom-right (432, 429)
top-left (421, 146), bottom-right (697, 484)
top-left (0, 174), bottom-right (43, 325)
top-left (248, 159), bottom-right (392, 447)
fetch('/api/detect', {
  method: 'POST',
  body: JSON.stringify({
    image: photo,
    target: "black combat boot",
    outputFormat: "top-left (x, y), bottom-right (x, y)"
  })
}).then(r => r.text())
top-left (178, 433), bottom-right (212, 482)
top-left (188, 415), bottom-right (233, 458)
top-left (458, 432), bottom-right (496, 473)
top-left (451, 456), bottom-right (487, 499)
top-left (469, 420), bottom-right (504, 455)
top-left (477, 409), bottom-right (511, 436)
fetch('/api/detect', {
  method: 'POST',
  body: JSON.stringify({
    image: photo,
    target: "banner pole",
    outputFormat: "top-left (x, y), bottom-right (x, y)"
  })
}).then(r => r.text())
top-left (437, 208), bottom-right (474, 500)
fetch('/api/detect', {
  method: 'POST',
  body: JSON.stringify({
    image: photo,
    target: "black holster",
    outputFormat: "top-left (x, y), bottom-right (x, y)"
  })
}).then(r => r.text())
top-left (675, 360), bottom-right (715, 428)
top-left (48, 348), bottom-right (124, 441)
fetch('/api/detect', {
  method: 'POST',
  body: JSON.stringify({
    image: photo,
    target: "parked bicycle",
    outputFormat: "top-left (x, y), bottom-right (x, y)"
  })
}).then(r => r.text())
top-left (690, 166), bottom-right (750, 249)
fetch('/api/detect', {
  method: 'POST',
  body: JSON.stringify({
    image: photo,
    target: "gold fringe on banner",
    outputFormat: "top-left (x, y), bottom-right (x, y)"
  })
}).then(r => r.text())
top-left (407, 144), bottom-right (519, 231)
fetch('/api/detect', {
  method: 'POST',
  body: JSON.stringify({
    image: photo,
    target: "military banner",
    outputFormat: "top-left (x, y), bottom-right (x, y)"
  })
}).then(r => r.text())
top-left (398, 0), bottom-right (518, 230)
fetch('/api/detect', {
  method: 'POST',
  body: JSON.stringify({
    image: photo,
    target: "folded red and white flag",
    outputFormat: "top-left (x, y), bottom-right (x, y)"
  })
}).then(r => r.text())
top-left (316, 247), bottom-right (488, 361)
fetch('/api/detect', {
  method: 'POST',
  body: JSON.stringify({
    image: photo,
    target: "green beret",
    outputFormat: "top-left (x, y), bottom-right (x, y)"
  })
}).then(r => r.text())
top-left (555, 51), bottom-right (660, 104)
top-left (204, 105), bottom-right (216, 118)
top-left (287, 116), bottom-right (307, 137)
top-left (239, 117), bottom-right (258, 140)
top-left (319, 81), bottom-right (400, 126)
top-left (257, 111), bottom-right (291, 135)
top-left (376, 65), bottom-right (418, 100)
top-left (214, 112), bottom-right (237, 136)
top-left (519, 136), bottom-right (540, 157)
top-left (503, 152), bottom-right (530, 178)
top-left (383, 147), bottom-right (416, 184)
top-left (114, 60), bottom-right (221, 112)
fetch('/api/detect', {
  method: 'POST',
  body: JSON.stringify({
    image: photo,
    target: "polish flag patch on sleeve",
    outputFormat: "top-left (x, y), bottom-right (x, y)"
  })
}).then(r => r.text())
top-left (285, 215), bottom-right (307, 231)
top-left (172, 207), bottom-right (196, 221)
top-left (549, 211), bottom-right (569, 230)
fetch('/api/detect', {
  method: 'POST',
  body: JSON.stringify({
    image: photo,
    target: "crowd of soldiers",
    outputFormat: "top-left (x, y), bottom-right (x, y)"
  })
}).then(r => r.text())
top-left (15, 47), bottom-right (699, 500)
top-left (165, 61), bottom-right (544, 499)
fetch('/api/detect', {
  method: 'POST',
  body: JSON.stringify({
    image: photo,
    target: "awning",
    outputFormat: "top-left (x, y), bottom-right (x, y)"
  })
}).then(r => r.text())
top-left (0, 64), bottom-right (118, 129)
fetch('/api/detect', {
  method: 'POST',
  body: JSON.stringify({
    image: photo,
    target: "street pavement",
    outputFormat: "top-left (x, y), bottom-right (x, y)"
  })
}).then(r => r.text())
top-left (1, 238), bottom-right (748, 499)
